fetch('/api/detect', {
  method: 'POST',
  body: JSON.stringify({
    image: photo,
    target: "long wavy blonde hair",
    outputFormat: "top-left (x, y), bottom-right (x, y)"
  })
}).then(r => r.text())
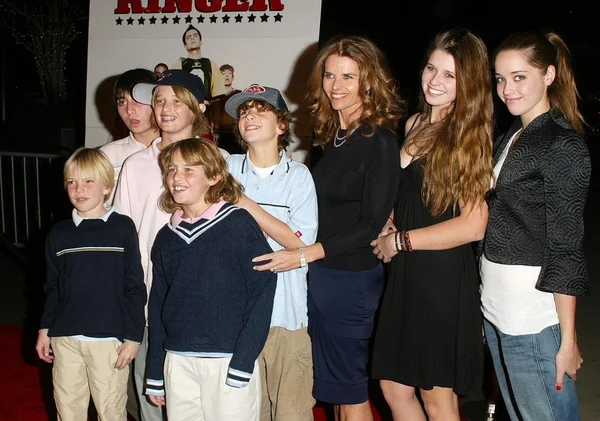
top-left (306, 35), bottom-right (407, 146)
top-left (411, 29), bottom-right (494, 216)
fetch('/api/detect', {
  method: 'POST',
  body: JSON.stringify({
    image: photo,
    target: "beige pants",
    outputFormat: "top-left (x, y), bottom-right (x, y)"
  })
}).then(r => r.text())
top-left (259, 327), bottom-right (315, 421)
top-left (126, 368), bottom-right (139, 420)
top-left (52, 337), bottom-right (129, 421)
top-left (164, 353), bottom-right (261, 421)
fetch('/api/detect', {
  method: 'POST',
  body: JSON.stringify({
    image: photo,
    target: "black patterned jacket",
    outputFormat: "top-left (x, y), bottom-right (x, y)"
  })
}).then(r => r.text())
top-left (482, 108), bottom-right (590, 296)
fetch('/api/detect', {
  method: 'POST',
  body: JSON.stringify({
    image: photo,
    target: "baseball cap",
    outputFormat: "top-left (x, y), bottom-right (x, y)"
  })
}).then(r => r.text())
top-left (132, 69), bottom-right (206, 105)
top-left (225, 84), bottom-right (288, 118)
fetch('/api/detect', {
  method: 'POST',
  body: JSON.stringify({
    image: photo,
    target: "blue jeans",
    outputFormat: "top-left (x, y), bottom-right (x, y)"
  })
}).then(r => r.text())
top-left (484, 319), bottom-right (580, 421)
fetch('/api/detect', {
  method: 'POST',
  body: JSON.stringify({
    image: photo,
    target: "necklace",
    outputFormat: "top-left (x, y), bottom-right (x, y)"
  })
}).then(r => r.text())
top-left (333, 128), bottom-right (347, 147)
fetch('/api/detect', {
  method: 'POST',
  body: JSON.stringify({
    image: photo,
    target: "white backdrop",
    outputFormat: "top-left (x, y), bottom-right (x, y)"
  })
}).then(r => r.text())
top-left (85, 0), bottom-right (322, 159)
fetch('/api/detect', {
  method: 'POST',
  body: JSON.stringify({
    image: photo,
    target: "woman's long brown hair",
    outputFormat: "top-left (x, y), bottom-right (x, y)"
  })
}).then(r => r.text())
top-left (411, 29), bottom-right (494, 216)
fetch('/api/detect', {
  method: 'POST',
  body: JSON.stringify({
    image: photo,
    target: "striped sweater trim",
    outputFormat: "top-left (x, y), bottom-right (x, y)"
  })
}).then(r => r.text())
top-left (56, 246), bottom-right (124, 256)
top-left (146, 378), bottom-right (164, 396)
top-left (168, 203), bottom-right (239, 244)
top-left (226, 367), bottom-right (253, 388)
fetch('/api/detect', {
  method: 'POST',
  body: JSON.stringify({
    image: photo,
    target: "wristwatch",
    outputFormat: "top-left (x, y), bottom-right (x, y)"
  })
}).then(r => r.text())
top-left (299, 247), bottom-right (307, 268)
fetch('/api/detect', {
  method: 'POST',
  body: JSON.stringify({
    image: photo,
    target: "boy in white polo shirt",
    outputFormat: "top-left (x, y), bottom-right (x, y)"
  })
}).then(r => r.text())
top-left (225, 84), bottom-right (318, 421)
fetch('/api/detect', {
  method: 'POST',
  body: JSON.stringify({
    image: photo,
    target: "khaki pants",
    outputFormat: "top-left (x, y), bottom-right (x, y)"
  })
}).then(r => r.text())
top-left (164, 353), bottom-right (261, 421)
top-left (126, 367), bottom-right (139, 420)
top-left (259, 327), bottom-right (315, 421)
top-left (52, 337), bottom-right (129, 421)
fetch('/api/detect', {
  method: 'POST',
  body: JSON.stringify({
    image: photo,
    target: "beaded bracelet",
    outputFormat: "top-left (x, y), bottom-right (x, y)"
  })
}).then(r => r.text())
top-left (394, 230), bottom-right (414, 253)
top-left (404, 230), bottom-right (413, 252)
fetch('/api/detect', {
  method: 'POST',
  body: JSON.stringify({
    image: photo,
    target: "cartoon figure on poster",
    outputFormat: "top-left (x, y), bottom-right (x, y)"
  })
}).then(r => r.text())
top-left (171, 25), bottom-right (224, 101)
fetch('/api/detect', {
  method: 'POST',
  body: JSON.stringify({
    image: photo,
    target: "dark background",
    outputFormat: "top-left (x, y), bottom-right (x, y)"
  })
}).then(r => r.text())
top-left (0, 0), bottom-right (599, 152)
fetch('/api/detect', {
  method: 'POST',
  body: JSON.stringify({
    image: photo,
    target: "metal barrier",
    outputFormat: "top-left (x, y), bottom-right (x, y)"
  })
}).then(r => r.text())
top-left (0, 151), bottom-right (67, 247)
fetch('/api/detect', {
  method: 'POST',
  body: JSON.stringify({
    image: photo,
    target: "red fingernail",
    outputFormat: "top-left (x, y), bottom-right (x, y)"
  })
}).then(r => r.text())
top-left (388, 227), bottom-right (393, 231)
top-left (556, 385), bottom-right (562, 391)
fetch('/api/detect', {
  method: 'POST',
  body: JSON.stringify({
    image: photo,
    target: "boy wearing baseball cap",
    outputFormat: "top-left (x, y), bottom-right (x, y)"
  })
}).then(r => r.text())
top-left (225, 85), bottom-right (318, 421)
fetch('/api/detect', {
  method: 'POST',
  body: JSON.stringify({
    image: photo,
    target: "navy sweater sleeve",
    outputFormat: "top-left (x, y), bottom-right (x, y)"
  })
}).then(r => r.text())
top-left (146, 228), bottom-right (169, 396)
top-left (122, 217), bottom-right (147, 343)
top-left (227, 211), bottom-right (276, 387)
top-left (40, 231), bottom-right (60, 330)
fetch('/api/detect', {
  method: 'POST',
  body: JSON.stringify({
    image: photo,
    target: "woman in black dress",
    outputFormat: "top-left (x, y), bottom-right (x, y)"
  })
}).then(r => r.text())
top-left (370, 29), bottom-right (494, 421)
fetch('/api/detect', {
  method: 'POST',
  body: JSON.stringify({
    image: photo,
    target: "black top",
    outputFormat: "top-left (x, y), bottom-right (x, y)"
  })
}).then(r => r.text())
top-left (483, 108), bottom-right (590, 296)
top-left (41, 211), bottom-right (146, 342)
top-left (311, 125), bottom-right (400, 271)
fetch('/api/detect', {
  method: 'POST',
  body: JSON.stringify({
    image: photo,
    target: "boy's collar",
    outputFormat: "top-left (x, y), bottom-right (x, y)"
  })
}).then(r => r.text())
top-left (170, 200), bottom-right (226, 228)
top-left (72, 207), bottom-right (115, 227)
top-left (242, 150), bottom-right (290, 175)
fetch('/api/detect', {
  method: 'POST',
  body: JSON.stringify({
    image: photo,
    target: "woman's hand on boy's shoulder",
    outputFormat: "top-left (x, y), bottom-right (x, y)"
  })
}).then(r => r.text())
top-left (115, 341), bottom-right (139, 369)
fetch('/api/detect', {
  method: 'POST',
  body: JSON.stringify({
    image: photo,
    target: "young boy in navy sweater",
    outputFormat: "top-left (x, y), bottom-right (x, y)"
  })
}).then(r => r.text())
top-left (146, 137), bottom-right (276, 421)
top-left (35, 147), bottom-right (146, 421)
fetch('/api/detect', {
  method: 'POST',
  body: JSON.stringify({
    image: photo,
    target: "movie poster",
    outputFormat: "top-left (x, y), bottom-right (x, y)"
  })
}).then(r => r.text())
top-left (85, 0), bottom-right (323, 161)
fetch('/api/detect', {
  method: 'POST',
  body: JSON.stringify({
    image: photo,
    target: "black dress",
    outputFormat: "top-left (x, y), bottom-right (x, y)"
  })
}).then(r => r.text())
top-left (371, 155), bottom-right (483, 396)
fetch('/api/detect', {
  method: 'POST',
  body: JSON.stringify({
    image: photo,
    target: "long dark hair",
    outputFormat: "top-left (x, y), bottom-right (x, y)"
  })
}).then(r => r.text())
top-left (412, 28), bottom-right (494, 216)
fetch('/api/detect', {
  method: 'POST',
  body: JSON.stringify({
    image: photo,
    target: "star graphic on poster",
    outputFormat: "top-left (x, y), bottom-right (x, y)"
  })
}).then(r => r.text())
top-left (260, 13), bottom-right (269, 22)
top-left (196, 15), bottom-right (205, 23)
top-left (149, 16), bottom-right (157, 24)
top-left (248, 14), bottom-right (256, 22)
top-left (274, 13), bottom-right (283, 22)
top-left (138, 17), bottom-right (145, 25)
top-left (173, 16), bottom-right (181, 24)
top-left (222, 14), bottom-right (230, 23)
top-left (235, 14), bottom-right (243, 23)
top-left (185, 15), bottom-right (192, 23)
top-left (126, 17), bottom-right (134, 25)
top-left (161, 16), bottom-right (169, 24)
top-left (115, 17), bottom-right (123, 25)
top-left (210, 15), bottom-right (217, 23)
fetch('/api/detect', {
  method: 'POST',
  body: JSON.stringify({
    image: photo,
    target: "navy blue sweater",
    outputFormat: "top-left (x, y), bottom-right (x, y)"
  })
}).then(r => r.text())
top-left (41, 209), bottom-right (146, 343)
top-left (146, 203), bottom-right (276, 395)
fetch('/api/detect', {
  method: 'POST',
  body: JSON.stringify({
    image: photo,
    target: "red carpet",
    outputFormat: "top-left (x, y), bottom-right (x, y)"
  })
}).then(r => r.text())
top-left (0, 324), bottom-right (50, 421)
top-left (0, 323), bottom-right (376, 421)
top-left (0, 323), bottom-right (471, 421)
